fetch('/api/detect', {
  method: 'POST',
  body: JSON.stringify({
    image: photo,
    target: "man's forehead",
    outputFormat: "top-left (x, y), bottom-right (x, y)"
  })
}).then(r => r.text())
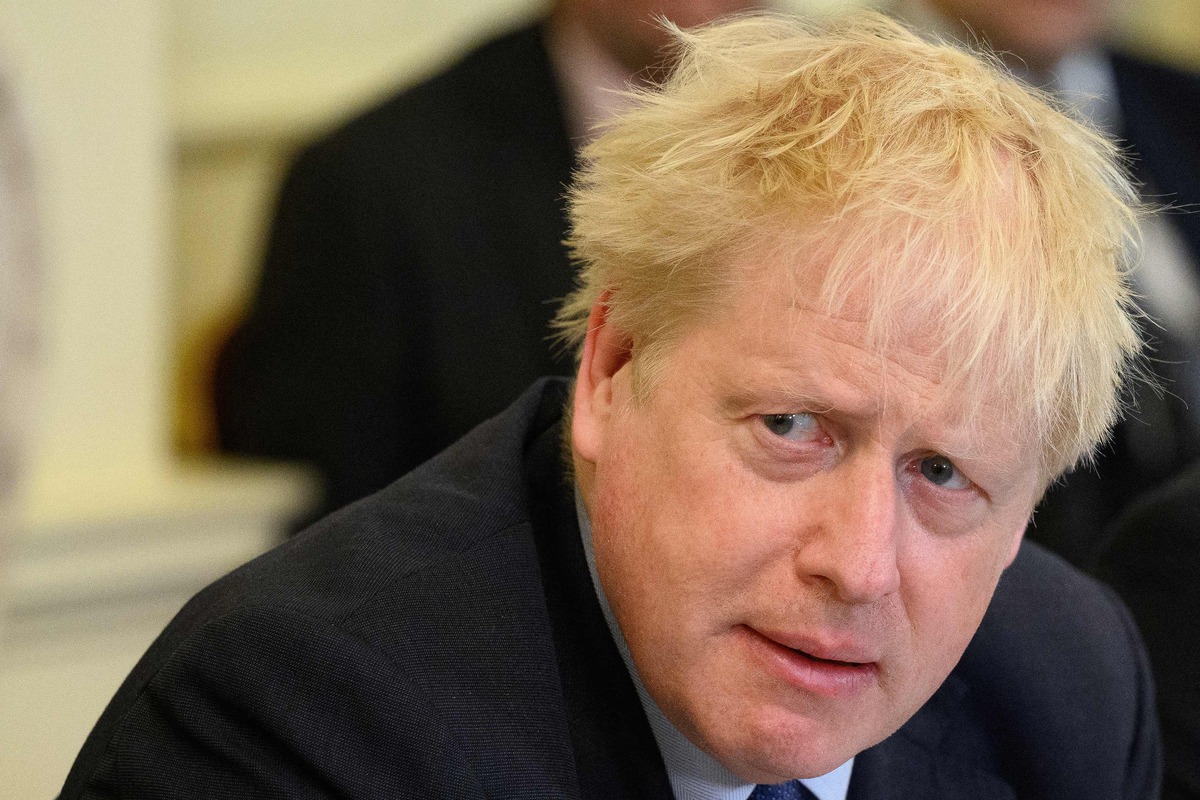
top-left (734, 213), bottom-right (1035, 377)
top-left (731, 233), bottom-right (967, 373)
top-left (694, 234), bottom-right (1042, 467)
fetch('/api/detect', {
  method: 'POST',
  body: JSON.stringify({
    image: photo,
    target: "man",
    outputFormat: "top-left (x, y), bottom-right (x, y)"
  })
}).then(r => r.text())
top-left (63, 15), bottom-right (1159, 799)
top-left (214, 0), bottom-right (759, 520)
top-left (895, 0), bottom-right (1200, 569)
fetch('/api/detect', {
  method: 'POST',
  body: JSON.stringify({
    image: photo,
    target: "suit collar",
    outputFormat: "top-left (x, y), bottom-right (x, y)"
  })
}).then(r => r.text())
top-left (524, 406), bottom-right (677, 800)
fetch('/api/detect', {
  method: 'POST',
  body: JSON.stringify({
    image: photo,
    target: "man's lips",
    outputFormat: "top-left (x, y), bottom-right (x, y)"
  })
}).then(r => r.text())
top-left (739, 625), bottom-right (879, 698)
top-left (755, 626), bottom-right (878, 665)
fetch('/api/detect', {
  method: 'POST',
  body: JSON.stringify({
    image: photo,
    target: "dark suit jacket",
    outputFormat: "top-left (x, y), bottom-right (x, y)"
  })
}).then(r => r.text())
top-left (63, 379), bottom-right (1160, 799)
top-left (1097, 462), bottom-right (1200, 800)
top-left (214, 22), bottom-right (577, 517)
top-left (1030, 51), bottom-right (1200, 567)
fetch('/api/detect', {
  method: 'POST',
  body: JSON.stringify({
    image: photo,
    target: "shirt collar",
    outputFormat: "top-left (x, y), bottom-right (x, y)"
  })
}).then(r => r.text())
top-left (575, 491), bottom-right (854, 800)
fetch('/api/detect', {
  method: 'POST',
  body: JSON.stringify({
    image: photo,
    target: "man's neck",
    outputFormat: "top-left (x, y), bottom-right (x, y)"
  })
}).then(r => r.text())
top-left (891, 0), bottom-right (1118, 133)
top-left (891, 0), bottom-right (1056, 84)
top-left (544, 11), bottom-right (643, 145)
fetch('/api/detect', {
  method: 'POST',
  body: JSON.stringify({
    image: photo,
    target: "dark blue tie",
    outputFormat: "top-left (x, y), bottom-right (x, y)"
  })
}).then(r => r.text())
top-left (748, 780), bottom-right (819, 800)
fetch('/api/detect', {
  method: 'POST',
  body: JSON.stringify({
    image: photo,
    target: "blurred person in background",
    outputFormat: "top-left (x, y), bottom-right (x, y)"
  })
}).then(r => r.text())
top-left (894, 0), bottom-right (1200, 570)
top-left (214, 0), bottom-right (762, 522)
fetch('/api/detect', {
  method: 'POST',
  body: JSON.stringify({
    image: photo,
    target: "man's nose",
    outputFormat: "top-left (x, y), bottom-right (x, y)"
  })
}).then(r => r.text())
top-left (794, 453), bottom-right (902, 605)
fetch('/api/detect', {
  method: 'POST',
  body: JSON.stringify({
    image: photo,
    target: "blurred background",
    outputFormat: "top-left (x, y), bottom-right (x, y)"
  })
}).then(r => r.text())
top-left (0, 0), bottom-right (1195, 796)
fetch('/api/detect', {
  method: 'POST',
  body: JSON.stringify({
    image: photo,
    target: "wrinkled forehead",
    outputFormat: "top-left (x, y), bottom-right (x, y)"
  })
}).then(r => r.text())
top-left (727, 221), bottom-right (1044, 462)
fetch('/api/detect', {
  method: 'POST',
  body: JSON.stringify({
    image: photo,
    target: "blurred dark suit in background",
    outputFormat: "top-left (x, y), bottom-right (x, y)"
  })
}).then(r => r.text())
top-left (214, 0), bottom-right (759, 520)
top-left (1097, 462), bottom-right (1200, 800)
top-left (215, 23), bottom-right (576, 518)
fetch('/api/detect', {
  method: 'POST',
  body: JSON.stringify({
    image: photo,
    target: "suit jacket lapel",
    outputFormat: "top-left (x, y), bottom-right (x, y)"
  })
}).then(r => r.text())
top-left (847, 676), bottom-right (1016, 800)
top-left (524, 412), bottom-right (677, 800)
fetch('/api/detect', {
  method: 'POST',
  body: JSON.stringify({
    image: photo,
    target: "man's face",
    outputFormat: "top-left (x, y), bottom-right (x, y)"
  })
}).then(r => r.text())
top-left (572, 247), bottom-right (1040, 781)
top-left (928, 0), bottom-right (1119, 70)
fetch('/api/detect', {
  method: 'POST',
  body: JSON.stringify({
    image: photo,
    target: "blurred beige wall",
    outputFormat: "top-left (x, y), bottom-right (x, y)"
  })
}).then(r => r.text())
top-left (2, 0), bottom-right (172, 484)
top-left (1122, 0), bottom-right (1200, 68)
top-left (0, 3), bottom-right (312, 795)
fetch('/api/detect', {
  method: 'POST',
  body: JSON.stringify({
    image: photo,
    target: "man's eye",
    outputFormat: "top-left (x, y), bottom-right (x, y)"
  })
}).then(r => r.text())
top-left (918, 455), bottom-right (970, 490)
top-left (761, 413), bottom-right (821, 442)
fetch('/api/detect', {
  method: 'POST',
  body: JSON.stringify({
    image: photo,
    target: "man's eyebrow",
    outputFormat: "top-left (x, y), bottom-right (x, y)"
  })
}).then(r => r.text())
top-left (718, 387), bottom-right (835, 416)
top-left (925, 438), bottom-right (987, 468)
top-left (925, 424), bottom-right (1037, 490)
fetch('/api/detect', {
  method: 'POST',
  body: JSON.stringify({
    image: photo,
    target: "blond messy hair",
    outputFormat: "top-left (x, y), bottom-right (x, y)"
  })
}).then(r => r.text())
top-left (554, 12), bottom-right (1144, 483)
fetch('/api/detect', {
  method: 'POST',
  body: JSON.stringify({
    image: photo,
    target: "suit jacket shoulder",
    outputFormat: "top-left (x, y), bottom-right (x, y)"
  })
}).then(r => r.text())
top-left (63, 380), bottom-right (587, 799)
top-left (1112, 51), bottom-right (1200, 145)
top-left (65, 380), bottom-right (1161, 799)
top-left (851, 542), bottom-right (1161, 799)
top-left (1098, 463), bottom-right (1200, 800)
top-left (299, 22), bottom-right (573, 207)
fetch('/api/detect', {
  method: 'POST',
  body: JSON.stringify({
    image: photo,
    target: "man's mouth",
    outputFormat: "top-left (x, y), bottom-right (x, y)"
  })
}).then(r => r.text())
top-left (739, 625), bottom-right (879, 698)
top-left (786, 647), bottom-right (865, 668)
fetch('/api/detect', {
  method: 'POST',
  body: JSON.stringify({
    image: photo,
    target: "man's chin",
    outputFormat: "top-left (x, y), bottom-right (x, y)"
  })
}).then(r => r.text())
top-left (696, 707), bottom-right (889, 784)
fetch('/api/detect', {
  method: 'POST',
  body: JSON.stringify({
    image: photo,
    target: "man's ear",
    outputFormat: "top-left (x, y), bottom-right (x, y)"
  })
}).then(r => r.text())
top-left (572, 295), bottom-right (633, 463)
